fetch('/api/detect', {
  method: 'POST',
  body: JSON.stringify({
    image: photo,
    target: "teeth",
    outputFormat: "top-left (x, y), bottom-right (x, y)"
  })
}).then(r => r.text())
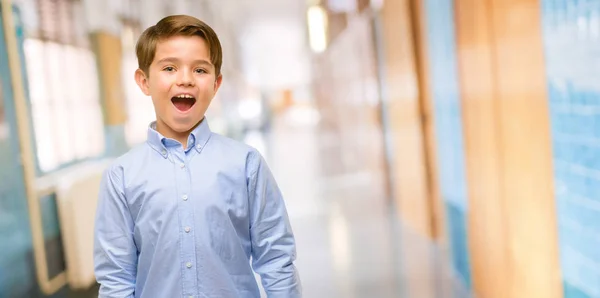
top-left (176, 94), bottom-right (194, 99)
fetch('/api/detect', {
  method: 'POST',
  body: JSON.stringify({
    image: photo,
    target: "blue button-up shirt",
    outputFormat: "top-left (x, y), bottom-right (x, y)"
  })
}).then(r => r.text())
top-left (94, 119), bottom-right (301, 298)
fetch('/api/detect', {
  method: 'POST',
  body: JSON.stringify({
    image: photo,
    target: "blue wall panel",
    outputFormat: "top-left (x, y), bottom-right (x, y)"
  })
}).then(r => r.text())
top-left (0, 5), bottom-right (37, 298)
top-left (424, 0), bottom-right (472, 289)
top-left (0, 5), bottom-right (75, 298)
top-left (542, 1), bottom-right (600, 297)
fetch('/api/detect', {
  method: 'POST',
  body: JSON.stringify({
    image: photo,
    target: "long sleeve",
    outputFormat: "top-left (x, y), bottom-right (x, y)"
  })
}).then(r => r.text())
top-left (94, 165), bottom-right (138, 298)
top-left (247, 150), bottom-right (302, 297)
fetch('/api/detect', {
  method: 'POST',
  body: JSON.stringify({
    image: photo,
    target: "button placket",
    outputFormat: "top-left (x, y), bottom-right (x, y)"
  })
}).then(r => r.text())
top-left (175, 150), bottom-right (197, 296)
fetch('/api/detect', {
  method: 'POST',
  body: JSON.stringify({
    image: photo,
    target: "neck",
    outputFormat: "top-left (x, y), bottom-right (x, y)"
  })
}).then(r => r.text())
top-left (156, 119), bottom-right (203, 149)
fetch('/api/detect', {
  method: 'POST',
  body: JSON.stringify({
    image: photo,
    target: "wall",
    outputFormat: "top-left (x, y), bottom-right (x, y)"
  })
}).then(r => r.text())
top-left (422, 0), bottom-right (471, 289)
top-left (453, 1), bottom-right (509, 296)
top-left (312, 12), bottom-right (387, 181)
top-left (455, 0), bottom-right (562, 297)
top-left (0, 5), bottom-right (77, 297)
top-left (0, 5), bottom-right (34, 297)
top-left (376, 1), bottom-right (444, 296)
top-left (380, 0), bottom-right (433, 239)
top-left (542, 1), bottom-right (600, 297)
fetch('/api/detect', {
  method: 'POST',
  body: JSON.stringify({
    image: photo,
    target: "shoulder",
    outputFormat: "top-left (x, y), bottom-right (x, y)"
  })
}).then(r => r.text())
top-left (207, 133), bottom-right (254, 154)
top-left (205, 132), bottom-right (265, 174)
top-left (101, 143), bottom-right (151, 182)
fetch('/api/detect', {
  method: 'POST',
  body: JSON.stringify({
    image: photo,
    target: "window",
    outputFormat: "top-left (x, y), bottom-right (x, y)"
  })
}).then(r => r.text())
top-left (22, 0), bottom-right (105, 173)
top-left (122, 23), bottom-right (155, 146)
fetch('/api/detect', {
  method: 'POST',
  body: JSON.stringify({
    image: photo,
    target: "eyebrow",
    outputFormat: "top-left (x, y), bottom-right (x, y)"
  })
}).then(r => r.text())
top-left (156, 57), bottom-right (213, 66)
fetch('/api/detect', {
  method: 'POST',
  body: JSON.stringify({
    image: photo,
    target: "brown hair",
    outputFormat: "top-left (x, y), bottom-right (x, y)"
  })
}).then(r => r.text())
top-left (135, 15), bottom-right (223, 77)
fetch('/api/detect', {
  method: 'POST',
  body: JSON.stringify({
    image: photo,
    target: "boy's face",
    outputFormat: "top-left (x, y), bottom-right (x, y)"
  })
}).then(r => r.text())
top-left (135, 35), bottom-right (222, 136)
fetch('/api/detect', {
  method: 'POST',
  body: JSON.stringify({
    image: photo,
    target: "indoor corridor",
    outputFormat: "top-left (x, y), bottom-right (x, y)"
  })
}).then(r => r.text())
top-left (258, 110), bottom-right (470, 298)
top-left (2, 0), bottom-right (600, 297)
top-left (256, 112), bottom-right (470, 298)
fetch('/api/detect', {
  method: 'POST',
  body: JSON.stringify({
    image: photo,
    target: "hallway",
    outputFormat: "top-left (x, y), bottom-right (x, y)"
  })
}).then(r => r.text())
top-left (258, 113), bottom-right (470, 298)
top-left (1, 0), bottom-right (587, 297)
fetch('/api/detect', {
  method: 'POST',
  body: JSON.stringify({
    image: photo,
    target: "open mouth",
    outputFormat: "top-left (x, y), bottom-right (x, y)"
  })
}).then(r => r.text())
top-left (171, 94), bottom-right (196, 112)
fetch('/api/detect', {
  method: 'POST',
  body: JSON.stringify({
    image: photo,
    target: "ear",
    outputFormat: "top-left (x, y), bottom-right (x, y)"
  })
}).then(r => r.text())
top-left (213, 74), bottom-right (223, 93)
top-left (135, 69), bottom-right (151, 96)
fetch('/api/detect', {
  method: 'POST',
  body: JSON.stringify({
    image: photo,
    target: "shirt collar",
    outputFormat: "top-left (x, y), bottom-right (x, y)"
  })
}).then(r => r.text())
top-left (146, 117), bottom-right (212, 158)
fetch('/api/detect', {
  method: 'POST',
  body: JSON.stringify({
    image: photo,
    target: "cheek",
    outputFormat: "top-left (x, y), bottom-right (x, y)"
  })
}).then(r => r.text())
top-left (153, 74), bottom-right (175, 91)
top-left (197, 79), bottom-right (217, 93)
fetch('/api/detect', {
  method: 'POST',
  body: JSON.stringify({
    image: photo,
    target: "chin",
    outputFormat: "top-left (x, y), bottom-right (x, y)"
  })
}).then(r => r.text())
top-left (167, 122), bottom-right (194, 133)
top-left (168, 117), bottom-right (202, 132)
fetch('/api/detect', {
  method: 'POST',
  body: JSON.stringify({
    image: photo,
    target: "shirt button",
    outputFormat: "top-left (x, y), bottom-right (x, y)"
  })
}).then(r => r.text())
top-left (184, 227), bottom-right (191, 233)
top-left (180, 163), bottom-right (185, 169)
top-left (196, 145), bottom-right (202, 150)
top-left (186, 262), bottom-right (192, 268)
top-left (182, 195), bottom-right (188, 201)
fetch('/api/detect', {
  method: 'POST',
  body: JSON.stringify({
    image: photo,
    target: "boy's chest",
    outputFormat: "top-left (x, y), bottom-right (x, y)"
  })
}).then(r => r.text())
top-left (124, 161), bottom-right (250, 231)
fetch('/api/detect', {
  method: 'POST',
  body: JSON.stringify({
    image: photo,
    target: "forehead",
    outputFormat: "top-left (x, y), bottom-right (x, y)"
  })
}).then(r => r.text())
top-left (153, 35), bottom-right (210, 62)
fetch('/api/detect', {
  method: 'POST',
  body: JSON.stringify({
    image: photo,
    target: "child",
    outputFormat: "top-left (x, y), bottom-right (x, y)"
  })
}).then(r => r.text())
top-left (94, 15), bottom-right (301, 298)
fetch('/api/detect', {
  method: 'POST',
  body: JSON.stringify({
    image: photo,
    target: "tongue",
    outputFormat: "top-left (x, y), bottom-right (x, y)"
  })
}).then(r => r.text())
top-left (172, 98), bottom-right (193, 112)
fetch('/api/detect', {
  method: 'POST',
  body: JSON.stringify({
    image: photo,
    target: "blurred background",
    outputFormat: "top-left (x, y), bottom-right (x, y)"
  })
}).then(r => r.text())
top-left (0, 0), bottom-right (593, 297)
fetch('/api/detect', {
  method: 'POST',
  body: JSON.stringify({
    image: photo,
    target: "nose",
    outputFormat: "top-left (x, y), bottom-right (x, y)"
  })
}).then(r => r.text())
top-left (176, 69), bottom-right (194, 87)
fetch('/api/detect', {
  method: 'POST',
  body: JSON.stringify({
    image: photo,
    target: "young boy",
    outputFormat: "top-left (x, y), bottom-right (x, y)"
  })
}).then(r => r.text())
top-left (94, 15), bottom-right (301, 298)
